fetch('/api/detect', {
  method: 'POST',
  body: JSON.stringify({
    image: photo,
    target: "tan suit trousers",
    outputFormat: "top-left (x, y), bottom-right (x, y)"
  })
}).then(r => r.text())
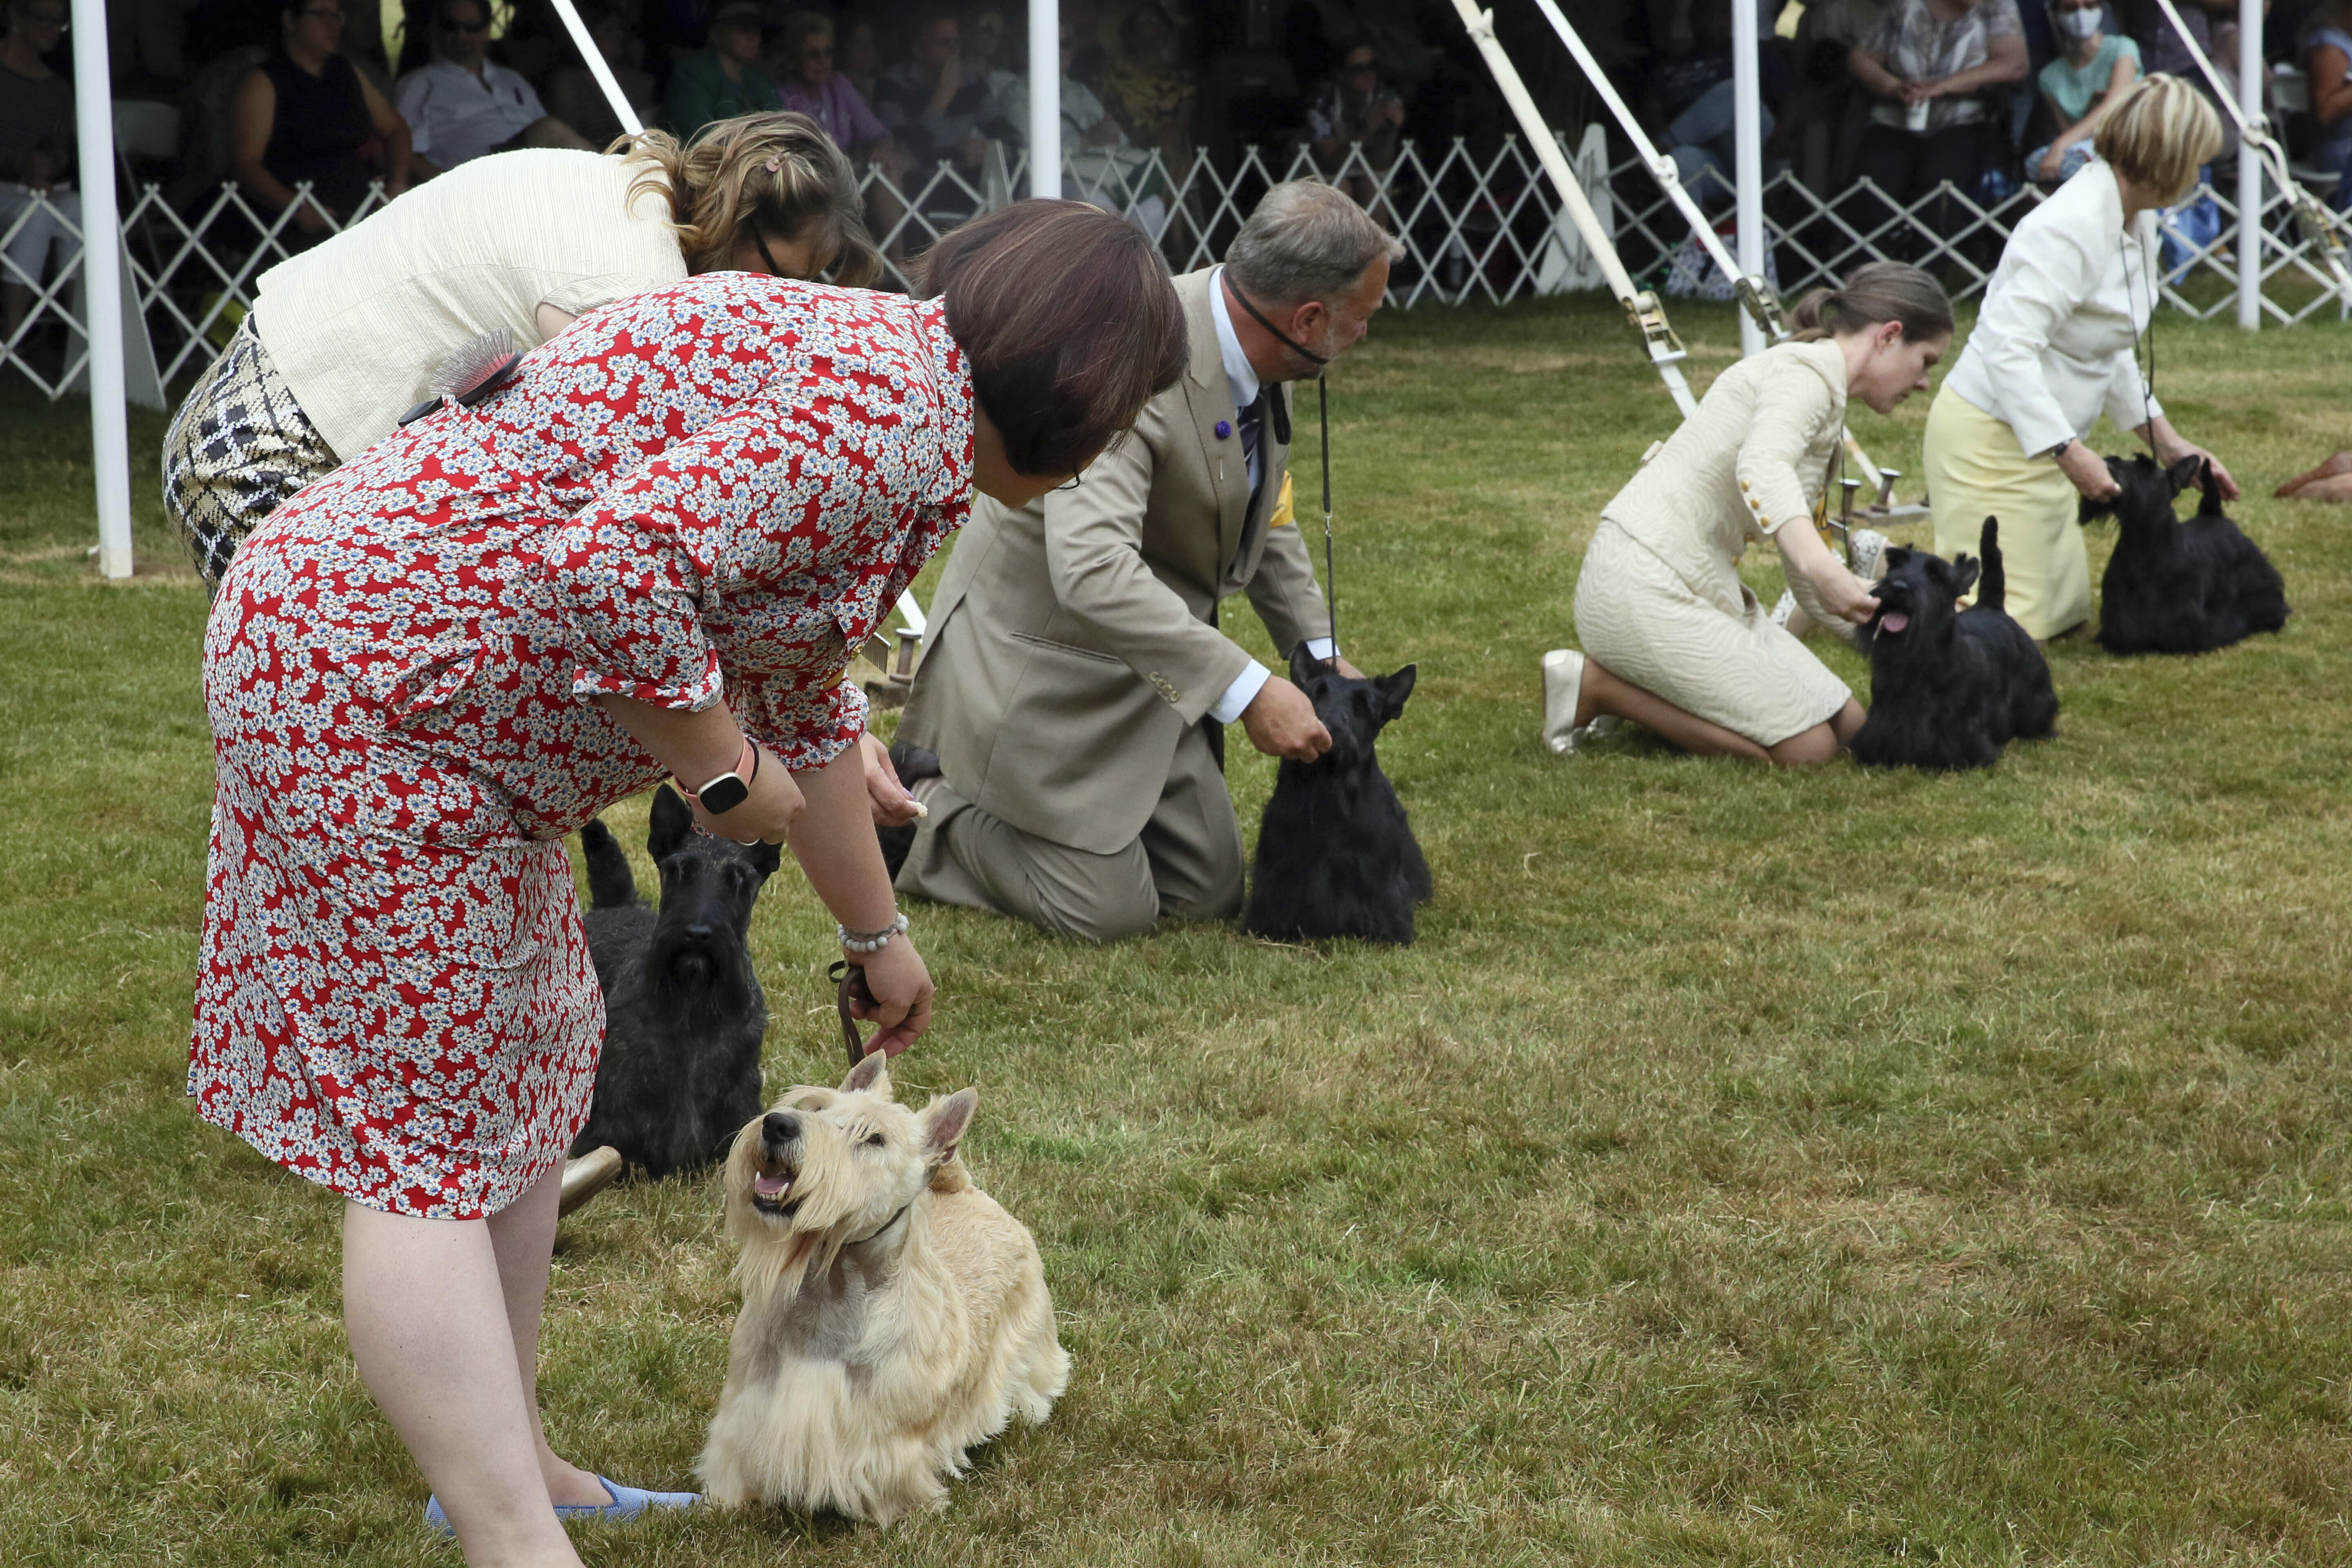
top-left (894, 720), bottom-right (1243, 943)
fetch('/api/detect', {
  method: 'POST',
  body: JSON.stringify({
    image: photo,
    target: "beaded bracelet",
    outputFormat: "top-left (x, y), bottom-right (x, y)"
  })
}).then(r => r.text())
top-left (837, 913), bottom-right (909, 953)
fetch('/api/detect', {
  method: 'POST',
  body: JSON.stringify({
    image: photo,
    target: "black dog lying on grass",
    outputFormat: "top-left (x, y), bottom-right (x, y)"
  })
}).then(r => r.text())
top-left (1242, 646), bottom-right (1430, 945)
top-left (570, 786), bottom-right (780, 1178)
top-left (1851, 518), bottom-right (2058, 773)
top-left (2080, 453), bottom-right (2288, 656)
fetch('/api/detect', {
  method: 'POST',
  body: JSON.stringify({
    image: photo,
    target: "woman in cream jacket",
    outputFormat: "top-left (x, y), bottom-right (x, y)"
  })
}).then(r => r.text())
top-left (1923, 74), bottom-right (2235, 641)
top-left (1544, 264), bottom-right (1953, 766)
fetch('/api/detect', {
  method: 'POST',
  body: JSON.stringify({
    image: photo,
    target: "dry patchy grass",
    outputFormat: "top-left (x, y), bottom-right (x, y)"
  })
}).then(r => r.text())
top-left (4, 296), bottom-right (2352, 1565)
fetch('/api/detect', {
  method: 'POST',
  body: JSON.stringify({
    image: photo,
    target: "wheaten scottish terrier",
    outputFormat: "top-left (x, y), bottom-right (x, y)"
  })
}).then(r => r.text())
top-left (698, 1050), bottom-right (1069, 1523)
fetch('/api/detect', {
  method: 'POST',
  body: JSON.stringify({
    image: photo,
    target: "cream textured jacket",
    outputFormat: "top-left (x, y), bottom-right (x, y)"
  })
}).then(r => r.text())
top-left (1599, 337), bottom-right (1848, 610)
top-left (1940, 160), bottom-right (2163, 458)
top-left (899, 267), bottom-right (1332, 855)
top-left (252, 149), bottom-right (686, 460)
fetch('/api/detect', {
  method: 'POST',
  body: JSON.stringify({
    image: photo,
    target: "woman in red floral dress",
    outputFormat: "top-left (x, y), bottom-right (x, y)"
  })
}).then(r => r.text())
top-left (192, 201), bottom-right (1185, 1564)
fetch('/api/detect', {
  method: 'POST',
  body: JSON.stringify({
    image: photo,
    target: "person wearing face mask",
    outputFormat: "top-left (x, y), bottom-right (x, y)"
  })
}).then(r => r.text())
top-left (1924, 75), bottom-right (2235, 643)
top-left (1541, 264), bottom-right (1955, 767)
top-left (891, 181), bottom-right (1399, 942)
top-left (2026, 0), bottom-right (2141, 185)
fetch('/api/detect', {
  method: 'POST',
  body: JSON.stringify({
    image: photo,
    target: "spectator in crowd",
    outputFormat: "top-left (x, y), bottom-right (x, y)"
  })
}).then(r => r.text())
top-left (1640, 0), bottom-right (1802, 208)
top-left (0, 0), bottom-right (77, 343)
top-left (2027, 0), bottom-right (2141, 185)
top-left (1104, 0), bottom-right (1198, 172)
top-left (400, 0), bottom-right (594, 173)
top-left (1922, 76), bottom-right (2232, 641)
top-left (667, 0), bottom-right (784, 140)
top-left (963, 4), bottom-right (1023, 106)
top-left (2123, 0), bottom-right (2239, 85)
top-left (1306, 41), bottom-right (1406, 209)
top-left (227, 0), bottom-right (414, 237)
top-left (1847, 0), bottom-right (2029, 250)
top-left (774, 9), bottom-right (903, 174)
top-left (2305, 0), bottom-right (2352, 210)
top-left (110, 0), bottom-right (188, 83)
top-left (1005, 22), bottom-right (1164, 227)
top-left (839, 15), bottom-right (882, 102)
top-left (876, 8), bottom-right (1009, 173)
top-left (546, 3), bottom-right (660, 148)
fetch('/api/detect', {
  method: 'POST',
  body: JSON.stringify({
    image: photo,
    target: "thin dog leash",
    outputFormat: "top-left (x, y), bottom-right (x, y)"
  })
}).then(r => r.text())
top-left (2123, 217), bottom-right (2159, 450)
top-left (1319, 373), bottom-right (1336, 652)
top-left (829, 960), bottom-right (875, 1065)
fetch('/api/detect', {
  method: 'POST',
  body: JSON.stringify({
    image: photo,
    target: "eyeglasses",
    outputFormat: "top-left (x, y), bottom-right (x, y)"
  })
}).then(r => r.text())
top-left (300, 7), bottom-right (346, 21)
top-left (440, 13), bottom-right (487, 31)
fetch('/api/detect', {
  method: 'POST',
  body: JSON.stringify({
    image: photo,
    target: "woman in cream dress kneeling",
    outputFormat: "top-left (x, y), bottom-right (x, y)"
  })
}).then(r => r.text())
top-left (1543, 265), bottom-right (1953, 766)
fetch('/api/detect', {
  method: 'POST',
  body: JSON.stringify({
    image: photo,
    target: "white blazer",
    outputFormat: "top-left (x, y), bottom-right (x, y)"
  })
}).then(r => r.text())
top-left (1941, 160), bottom-right (2165, 457)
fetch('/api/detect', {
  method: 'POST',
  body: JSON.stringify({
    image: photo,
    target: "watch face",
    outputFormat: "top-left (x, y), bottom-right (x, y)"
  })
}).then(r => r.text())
top-left (698, 773), bottom-right (751, 815)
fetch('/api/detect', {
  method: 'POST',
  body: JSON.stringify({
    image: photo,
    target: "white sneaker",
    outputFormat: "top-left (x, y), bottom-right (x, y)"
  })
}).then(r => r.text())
top-left (1849, 528), bottom-right (1889, 585)
top-left (1540, 648), bottom-right (1619, 755)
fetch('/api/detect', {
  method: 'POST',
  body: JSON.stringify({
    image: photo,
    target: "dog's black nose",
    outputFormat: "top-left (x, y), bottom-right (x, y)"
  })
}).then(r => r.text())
top-left (762, 1111), bottom-right (800, 1143)
top-left (686, 922), bottom-right (714, 941)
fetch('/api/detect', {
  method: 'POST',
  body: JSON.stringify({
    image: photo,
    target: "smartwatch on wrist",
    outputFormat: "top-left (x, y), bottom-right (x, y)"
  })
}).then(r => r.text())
top-left (681, 738), bottom-right (757, 815)
top-left (2045, 438), bottom-right (2075, 461)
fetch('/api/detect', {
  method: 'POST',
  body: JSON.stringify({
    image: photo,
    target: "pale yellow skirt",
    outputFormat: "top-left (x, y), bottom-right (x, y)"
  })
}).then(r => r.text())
top-left (1922, 387), bottom-right (2087, 641)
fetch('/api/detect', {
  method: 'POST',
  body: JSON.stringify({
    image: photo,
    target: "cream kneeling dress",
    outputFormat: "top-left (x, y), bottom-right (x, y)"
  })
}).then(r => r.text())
top-left (1570, 339), bottom-right (1855, 748)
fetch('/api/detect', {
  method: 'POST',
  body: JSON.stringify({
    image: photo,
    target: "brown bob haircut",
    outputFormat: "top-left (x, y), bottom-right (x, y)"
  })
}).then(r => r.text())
top-left (913, 201), bottom-right (1188, 477)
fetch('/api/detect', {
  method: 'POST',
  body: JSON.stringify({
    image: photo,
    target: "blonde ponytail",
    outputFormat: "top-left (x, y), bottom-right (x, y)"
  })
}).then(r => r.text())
top-left (620, 112), bottom-right (882, 286)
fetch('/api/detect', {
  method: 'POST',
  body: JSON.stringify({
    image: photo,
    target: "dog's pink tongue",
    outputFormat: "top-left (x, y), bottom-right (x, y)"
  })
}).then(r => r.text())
top-left (1880, 612), bottom-right (1910, 635)
top-left (754, 1173), bottom-right (789, 1198)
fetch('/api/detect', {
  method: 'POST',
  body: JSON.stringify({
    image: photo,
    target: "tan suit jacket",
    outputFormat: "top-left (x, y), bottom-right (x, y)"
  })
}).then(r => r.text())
top-left (900, 267), bottom-right (1333, 855)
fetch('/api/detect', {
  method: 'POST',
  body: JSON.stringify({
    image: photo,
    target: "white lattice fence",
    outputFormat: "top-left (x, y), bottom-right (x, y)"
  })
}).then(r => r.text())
top-left (5, 137), bottom-right (2346, 400)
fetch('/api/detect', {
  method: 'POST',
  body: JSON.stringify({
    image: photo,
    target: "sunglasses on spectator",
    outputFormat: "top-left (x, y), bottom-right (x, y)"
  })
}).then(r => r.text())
top-left (300, 7), bottom-right (346, 22)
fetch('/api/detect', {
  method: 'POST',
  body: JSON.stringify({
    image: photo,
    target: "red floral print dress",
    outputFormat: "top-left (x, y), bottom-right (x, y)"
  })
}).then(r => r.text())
top-left (192, 274), bottom-right (972, 1220)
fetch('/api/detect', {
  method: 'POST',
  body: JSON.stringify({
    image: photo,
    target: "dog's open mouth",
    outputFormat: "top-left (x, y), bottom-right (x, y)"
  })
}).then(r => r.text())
top-left (1877, 611), bottom-right (1911, 635)
top-left (750, 1168), bottom-right (800, 1218)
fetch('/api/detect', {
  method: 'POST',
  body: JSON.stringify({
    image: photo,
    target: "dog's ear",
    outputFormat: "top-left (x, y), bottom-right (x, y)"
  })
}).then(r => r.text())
top-left (2196, 457), bottom-right (2223, 514)
top-left (2164, 453), bottom-right (2205, 497)
top-left (1953, 557), bottom-right (1980, 598)
top-left (1885, 546), bottom-right (1914, 568)
top-left (647, 784), bottom-right (695, 862)
top-left (841, 1046), bottom-right (892, 1098)
top-left (744, 840), bottom-right (782, 878)
top-left (1288, 642), bottom-right (1328, 688)
top-left (1374, 664), bottom-right (1417, 721)
top-left (919, 1088), bottom-right (977, 1168)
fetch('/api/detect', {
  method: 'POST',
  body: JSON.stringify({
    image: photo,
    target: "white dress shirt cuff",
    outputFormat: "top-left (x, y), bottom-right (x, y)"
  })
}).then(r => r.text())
top-left (1304, 637), bottom-right (1336, 661)
top-left (1210, 660), bottom-right (1272, 724)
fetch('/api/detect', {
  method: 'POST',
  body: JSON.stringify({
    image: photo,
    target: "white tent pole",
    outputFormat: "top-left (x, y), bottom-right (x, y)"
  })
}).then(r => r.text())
top-left (543, 0), bottom-right (643, 136)
top-left (1732, 0), bottom-right (1765, 356)
top-left (1028, 0), bottom-right (1060, 198)
top-left (1449, 0), bottom-right (1698, 416)
top-left (2235, 0), bottom-right (2260, 330)
top-left (70, 0), bottom-right (134, 580)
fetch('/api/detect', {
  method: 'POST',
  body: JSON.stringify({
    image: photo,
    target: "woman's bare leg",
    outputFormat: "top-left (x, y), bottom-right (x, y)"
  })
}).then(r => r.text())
top-left (483, 1169), bottom-right (612, 1508)
top-left (343, 1186), bottom-right (586, 1568)
top-left (1766, 699), bottom-right (1866, 766)
top-left (1578, 657), bottom-right (1770, 761)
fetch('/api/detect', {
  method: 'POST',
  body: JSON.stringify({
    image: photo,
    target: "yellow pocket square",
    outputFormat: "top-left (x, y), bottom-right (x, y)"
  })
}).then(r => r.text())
top-left (1270, 472), bottom-right (1295, 528)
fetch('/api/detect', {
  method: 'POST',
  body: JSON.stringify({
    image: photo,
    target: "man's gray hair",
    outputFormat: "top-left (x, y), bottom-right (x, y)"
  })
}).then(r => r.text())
top-left (1224, 181), bottom-right (1403, 306)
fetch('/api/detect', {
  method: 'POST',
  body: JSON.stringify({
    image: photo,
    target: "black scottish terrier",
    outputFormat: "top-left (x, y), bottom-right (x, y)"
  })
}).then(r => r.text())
top-left (2080, 453), bottom-right (2288, 656)
top-left (569, 785), bottom-right (780, 1178)
top-left (1242, 646), bottom-right (1431, 945)
top-left (1851, 518), bottom-right (2058, 773)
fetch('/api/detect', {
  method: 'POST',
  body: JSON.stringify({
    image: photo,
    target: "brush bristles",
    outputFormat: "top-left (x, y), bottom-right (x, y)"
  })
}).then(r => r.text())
top-left (429, 328), bottom-right (522, 401)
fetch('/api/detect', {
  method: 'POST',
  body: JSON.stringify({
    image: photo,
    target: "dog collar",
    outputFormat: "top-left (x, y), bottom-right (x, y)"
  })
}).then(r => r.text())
top-left (847, 1202), bottom-right (912, 1247)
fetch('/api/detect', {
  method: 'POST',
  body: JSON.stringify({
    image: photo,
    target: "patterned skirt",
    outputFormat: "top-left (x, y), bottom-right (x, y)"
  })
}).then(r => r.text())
top-left (162, 318), bottom-right (340, 590)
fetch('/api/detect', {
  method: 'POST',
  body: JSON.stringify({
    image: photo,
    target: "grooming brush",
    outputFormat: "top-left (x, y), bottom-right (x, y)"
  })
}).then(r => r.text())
top-left (397, 328), bottom-right (525, 427)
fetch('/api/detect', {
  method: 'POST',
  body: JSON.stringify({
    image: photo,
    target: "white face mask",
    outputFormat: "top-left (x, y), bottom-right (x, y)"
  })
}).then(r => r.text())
top-left (2057, 7), bottom-right (2104, 39)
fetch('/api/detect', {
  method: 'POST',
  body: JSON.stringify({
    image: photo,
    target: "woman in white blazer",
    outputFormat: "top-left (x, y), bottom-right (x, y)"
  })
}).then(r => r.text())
top-left (1922, 74), bottom-right (2234, 641)
top-left (1545, 264), bottom-right (1953, 766)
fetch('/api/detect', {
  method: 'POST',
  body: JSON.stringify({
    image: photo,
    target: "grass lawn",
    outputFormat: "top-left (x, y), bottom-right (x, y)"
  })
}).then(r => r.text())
top-left (5, 294), bottom-right (2352, 1566)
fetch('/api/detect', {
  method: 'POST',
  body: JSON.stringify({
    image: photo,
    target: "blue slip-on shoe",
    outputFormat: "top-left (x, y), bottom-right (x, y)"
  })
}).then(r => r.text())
top-left (424, 1476), bottom-right (700, 1537)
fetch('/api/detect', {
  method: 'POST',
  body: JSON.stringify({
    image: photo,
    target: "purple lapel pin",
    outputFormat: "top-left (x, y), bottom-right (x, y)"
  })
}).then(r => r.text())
top-left (1214, 419), bottom-right (1232, 440)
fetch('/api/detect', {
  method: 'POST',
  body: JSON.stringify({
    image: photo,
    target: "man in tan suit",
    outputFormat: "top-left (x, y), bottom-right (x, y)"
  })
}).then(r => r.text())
top-left (893, 182), bottom-right (1401, 940)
